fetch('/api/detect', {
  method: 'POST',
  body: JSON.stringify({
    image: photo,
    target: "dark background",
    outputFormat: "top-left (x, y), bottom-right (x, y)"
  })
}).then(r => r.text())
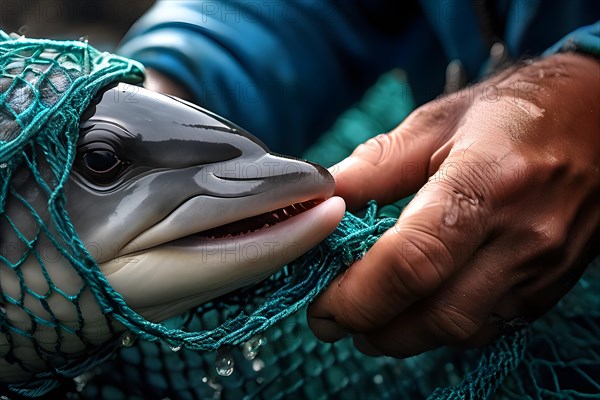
top-left (0, 0), bottom-right (154, 51)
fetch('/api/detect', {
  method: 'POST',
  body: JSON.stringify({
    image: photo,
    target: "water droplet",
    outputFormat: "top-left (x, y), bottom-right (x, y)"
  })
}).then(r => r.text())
top-left (215, 348), bottom-right (234, 376)
top-left (170, 344), bottom-right (182, 352)
top-left (252, 358), bottom-right (265, 372)
top-left (0, 306), bottom-right (6, 314)
top-left (256, 377), bottom-right (264, 384)
top-left (73, 373), bottom-right (90, 392)
top-left (242, 335), bottom-right (264, 360)
top-left (373, 374), bottom-right (383, 385)
top-left (0, 163), bottom-right (7, 169)
top-left (120, 331), bottom-right (136, 347)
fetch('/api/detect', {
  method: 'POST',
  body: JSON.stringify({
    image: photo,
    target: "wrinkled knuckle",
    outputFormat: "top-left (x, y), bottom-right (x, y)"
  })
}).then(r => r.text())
top-left (432, 156), bottom-right (498, 211)
top-left (426, 305), bottom-right (480, 343)
top-left (351, 133), bottom-right (396, 166)
top-left (387, 228), bottom-right (450, 298)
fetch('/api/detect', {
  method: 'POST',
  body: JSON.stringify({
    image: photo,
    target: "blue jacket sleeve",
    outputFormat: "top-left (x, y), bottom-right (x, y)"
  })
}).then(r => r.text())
top-left (543, 21), bottom-right (600, 57)
top-left (117, 1), bottom-right (432, 155)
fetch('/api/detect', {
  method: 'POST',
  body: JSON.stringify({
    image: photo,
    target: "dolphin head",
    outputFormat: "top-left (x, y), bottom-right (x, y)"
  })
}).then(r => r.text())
top-left (69, 83), bottom-right (346, 321)
top-left (0, 83), bottom-right (344, 382)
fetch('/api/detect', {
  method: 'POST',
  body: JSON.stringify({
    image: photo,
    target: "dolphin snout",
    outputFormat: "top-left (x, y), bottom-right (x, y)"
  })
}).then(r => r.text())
top-left (209, 153), bottom-right (335, 197)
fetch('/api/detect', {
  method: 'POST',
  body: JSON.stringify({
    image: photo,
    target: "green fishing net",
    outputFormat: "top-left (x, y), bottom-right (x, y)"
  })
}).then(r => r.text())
top-left (1, 33), bottom-right (599, 400)
top-left (0, 31), bottom-right (145, 396)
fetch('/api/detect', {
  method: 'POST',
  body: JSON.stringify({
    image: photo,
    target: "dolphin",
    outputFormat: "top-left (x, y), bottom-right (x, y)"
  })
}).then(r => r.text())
top-left (0, 83), bottom-right (345, 384)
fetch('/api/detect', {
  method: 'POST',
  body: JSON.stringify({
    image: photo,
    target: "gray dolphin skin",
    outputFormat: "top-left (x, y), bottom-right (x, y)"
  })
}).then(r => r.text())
top-left (0, 83), bottom-right (345, 383)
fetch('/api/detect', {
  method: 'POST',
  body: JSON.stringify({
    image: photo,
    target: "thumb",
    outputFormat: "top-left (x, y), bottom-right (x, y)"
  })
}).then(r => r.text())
top-left (332, 99), bottom-right (466, 211)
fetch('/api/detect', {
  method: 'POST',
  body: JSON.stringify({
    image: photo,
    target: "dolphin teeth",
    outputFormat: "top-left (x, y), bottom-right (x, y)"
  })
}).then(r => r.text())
top-left (194, 199), bottom-right (323, 240)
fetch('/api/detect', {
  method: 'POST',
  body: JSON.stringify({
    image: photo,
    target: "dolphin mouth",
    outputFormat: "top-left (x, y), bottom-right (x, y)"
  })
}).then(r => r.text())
top-left (102, 196), bottom-right (345, 320)
top-left (194, 199), bottom-right (322, 240)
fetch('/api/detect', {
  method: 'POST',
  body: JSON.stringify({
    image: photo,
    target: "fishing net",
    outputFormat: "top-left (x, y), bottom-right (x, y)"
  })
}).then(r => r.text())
top-left (0, 31), bottom-right (145, 396)
top-left (1, 33), bottom-right (599, 399)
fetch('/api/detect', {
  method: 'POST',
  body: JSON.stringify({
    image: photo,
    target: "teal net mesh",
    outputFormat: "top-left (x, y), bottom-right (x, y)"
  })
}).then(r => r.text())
top-left (0, 34), bottom-right (599, 399)
top-left (0, 31), bottom-right (145, 396)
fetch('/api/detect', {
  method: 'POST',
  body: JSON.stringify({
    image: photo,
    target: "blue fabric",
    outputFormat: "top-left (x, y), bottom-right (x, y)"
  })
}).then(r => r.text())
top-left (544, 20), bottom-right (600, 56)
top-left (118, 1), bottom-right (600, 156)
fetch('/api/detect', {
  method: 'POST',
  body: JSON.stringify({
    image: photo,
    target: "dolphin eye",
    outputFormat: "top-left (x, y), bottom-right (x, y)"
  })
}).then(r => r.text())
top-left (78, 149), bottom-right (127, 184)
top-left (83, 150), bottom-right (119, 172)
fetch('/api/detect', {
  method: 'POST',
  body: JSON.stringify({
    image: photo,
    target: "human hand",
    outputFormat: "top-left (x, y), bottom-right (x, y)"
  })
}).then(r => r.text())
top-left (307, 52), bottom-right (600, 357)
